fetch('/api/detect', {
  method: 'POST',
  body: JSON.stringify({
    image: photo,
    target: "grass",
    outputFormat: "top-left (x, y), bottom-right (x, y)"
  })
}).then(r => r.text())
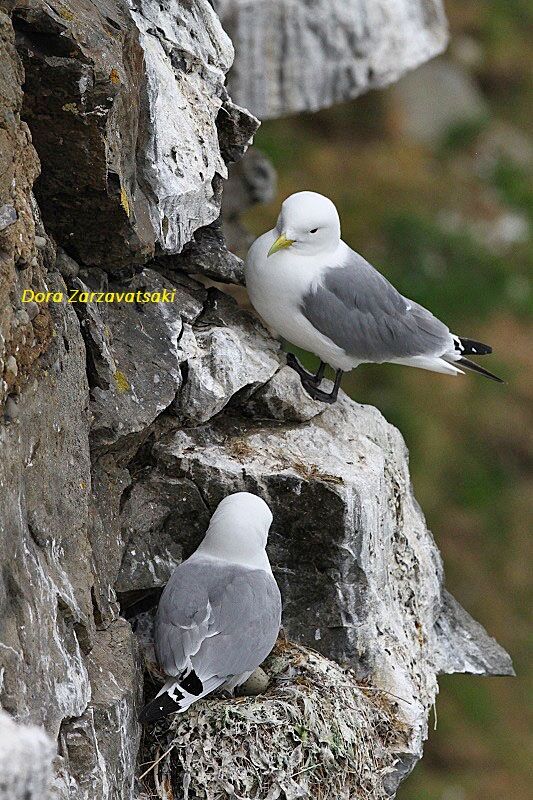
top-left (439, 117), bottom-right (491, 154)
top-left (491, 158), bottom-right (533, 221)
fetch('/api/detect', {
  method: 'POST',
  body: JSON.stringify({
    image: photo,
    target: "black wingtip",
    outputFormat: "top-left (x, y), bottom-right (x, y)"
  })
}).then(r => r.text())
top-left (458, 357), bottom-right (505, 383)
top-left (456, 337), bottom-right (493, 356)
top-left (139, 690), bottom-right (183, 724)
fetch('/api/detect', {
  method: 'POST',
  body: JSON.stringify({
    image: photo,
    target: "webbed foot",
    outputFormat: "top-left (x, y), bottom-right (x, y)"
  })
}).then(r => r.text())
top-left (286, 352), bottom-right (325, 387)
top-left (301, 381), bottom-right (338, 404)
top-left (301, 367), bottom-right (343, 404)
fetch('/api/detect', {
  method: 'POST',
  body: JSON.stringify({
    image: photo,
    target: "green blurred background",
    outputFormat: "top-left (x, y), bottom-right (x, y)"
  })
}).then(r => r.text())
top-left (243, 1), bottom-right (532, 797)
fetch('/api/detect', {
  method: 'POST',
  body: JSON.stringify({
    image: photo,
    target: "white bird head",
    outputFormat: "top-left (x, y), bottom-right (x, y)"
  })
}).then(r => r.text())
top-left (195, 492), bottom-right (274, 569)
top-left (268, 191), bottom-right (341, 257)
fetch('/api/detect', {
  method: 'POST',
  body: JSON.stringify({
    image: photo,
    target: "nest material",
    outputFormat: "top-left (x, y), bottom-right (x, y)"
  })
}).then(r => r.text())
top-left (140, 640), bottom-right (408, 800)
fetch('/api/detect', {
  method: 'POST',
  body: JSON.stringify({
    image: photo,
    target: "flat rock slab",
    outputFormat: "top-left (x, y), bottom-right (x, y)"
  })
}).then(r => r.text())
top-left (214, 0), bottom-right (448, 118)
top-left (242, 364), bottom-right (329, 422)
top-left (57, 619), bottom-right (143, 800)
top-left (0, 282), bottom-right (93, 739)
top-left (177, 290), bottom-right (280, 423)
top-left (74, 269), bottom-right (206, 447)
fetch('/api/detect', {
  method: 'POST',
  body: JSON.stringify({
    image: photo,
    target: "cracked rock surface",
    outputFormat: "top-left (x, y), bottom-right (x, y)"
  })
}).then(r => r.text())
top-left (132, 378), bottom-right (512, 795)
top-left (0, 1), bottom-right (513, 799)
top-left (214, 0), bottom-right (448, 119)
top-left (11, 0), bottom-right (257, 272)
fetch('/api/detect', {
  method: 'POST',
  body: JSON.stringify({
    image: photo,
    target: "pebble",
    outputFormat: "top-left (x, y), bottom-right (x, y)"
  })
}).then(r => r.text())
top-left (15, 310), bottom-right (30, 326)
top-left (56, 248), bottom-right (79, 279)
top-left (4, 396), bottom-right (19, 422)
top-left (5, 356), bottom-right (18, 378)
top-left (26, 301), bottom-right (40, 321)
top-left (35, 236), bottom-right (47, 249)
top-left (0, 204), bottom-right (17, 232)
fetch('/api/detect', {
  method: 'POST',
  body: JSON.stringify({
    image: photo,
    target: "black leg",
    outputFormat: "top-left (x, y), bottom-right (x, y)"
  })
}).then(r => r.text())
top-left (286, 352), bottom-right (326, 386)
top-left (313, 361), bottom-right (326, 385)
top-left (302, 369), bottom-right (343, 404)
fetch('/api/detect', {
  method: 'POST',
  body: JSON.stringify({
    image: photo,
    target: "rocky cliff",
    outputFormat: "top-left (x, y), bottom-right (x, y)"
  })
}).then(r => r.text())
top-left (213, 0), bottom-right (449, 119)
top-left (0, 2), bottom-right (512, 798)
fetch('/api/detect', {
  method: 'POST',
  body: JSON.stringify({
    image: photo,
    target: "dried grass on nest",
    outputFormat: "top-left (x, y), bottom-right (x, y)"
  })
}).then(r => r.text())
top-left (139, 640), bottom-right (408, 800)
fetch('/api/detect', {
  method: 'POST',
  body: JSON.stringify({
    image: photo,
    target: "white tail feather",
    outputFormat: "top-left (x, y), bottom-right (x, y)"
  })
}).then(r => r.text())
top-left (390, 355), bottom-right (465, 376)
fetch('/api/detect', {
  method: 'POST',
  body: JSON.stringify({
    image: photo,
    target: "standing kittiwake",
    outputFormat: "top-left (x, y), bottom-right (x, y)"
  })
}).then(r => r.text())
top-left (139, 492), bottom-right (281, 723)
top-left (245, 191), bottom-right (503, 403)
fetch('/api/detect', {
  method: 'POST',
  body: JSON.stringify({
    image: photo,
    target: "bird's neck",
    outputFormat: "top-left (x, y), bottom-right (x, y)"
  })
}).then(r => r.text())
top-left (194, 522), bottom-right (273, 573)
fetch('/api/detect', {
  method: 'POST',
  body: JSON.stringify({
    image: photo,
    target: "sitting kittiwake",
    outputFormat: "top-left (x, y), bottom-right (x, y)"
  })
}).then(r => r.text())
top-left (245, 191), bottom-right (503, 403)
top-left (139, 492), bottom-right (281, 723)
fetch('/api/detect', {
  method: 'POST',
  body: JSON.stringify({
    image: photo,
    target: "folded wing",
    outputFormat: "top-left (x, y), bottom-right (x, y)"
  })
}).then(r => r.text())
top-left (140, 558), bottom-right (281, 722)
top-left (301, 250), bottom-right (452, 362)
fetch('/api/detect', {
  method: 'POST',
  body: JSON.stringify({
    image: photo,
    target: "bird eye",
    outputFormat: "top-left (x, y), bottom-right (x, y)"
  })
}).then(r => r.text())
top-left (310, 228), bottom-right (318, 234)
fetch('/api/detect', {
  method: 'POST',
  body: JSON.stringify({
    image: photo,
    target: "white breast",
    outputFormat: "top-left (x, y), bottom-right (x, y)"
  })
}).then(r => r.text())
top-left (244, 232), bottom-right (356, 370)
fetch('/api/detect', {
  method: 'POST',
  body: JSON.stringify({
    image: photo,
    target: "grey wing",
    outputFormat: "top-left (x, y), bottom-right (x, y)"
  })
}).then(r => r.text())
top-left (154, 560), bottom-right (213, 677)
top-left (154, 559), bottom-right (281, 681)
top-left (196, 569), bottom-right (281, 679)
top-left (301, 250), bottom-right (451, 361)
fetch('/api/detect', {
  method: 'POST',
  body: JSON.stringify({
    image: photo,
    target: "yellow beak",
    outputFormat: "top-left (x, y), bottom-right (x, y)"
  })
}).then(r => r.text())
top-left (267, 233), bottom-right (295, 257)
